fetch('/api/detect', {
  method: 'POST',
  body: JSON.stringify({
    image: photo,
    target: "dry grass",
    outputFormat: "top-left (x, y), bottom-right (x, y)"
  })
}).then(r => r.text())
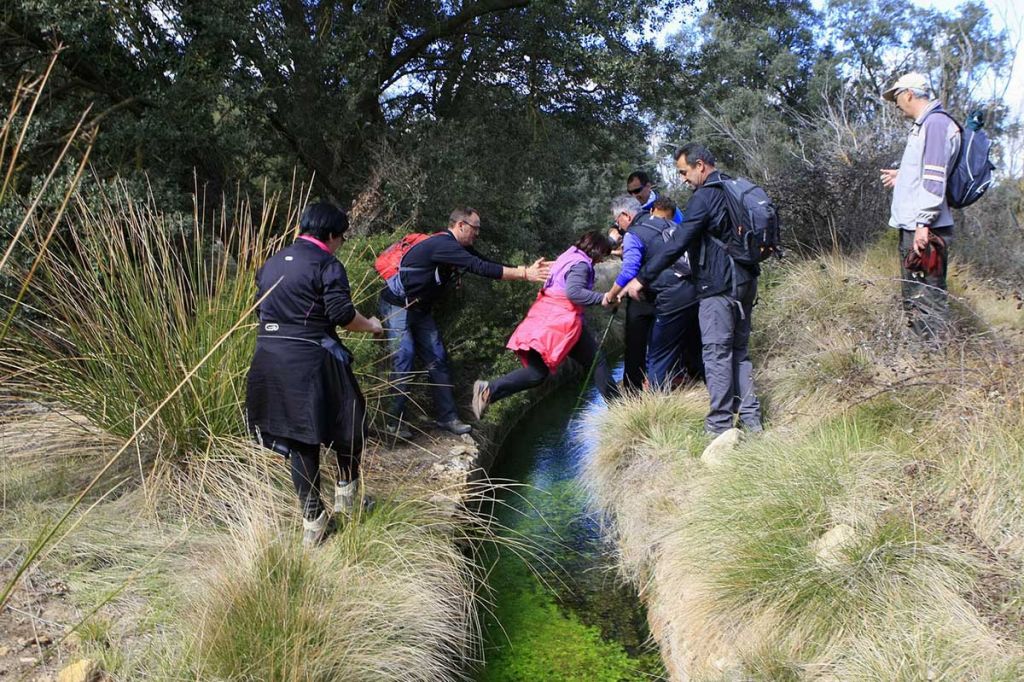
top-left (582, 239), bottom-right (1024, 679)
top-left (0, 411), bottom-right (497, 681)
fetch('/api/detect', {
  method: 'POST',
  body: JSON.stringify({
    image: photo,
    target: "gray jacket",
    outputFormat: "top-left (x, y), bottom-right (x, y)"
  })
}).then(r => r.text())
top-left (889, 100), bottom-right (961, 231)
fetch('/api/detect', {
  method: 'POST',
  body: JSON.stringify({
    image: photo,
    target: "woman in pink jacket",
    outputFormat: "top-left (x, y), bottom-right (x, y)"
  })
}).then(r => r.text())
top-left (472, 231), bottom-right (616, 418)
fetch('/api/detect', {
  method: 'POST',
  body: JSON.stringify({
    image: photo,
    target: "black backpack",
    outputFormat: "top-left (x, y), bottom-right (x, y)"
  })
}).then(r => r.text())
top-left (927, 109), bottom-right (995, 209)
top-left (704, 173), bottom-right (781, 265)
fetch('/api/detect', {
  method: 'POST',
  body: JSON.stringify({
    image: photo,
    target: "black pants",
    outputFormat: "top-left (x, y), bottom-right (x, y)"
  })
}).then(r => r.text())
top-left (262, 433), bottom-right (359, 520)
top-left (897, 227), bottom-right (954, 340)
top-left (623, 297), bottom-right (655, 392)
top-left (488, 329), bottom-right (615, 403)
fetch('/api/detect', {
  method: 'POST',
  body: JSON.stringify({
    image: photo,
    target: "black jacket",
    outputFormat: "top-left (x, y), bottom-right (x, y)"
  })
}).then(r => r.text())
top-left (255, 239), bottom-right (356, 338)
top-left (637, 170), bottom-right (757, 299)
top-left (381, 231), bottom-right (506, 308)
top-left (246, 239), bottom-right (365, 448)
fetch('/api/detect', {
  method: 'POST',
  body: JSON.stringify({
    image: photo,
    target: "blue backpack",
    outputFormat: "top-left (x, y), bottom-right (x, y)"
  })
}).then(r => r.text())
top-left (929, 109), bottom-right (995, 209)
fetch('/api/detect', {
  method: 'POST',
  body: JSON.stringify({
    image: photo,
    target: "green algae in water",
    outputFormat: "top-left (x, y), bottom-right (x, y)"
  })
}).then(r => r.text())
top-left (480, 544), bottom-right (663, 682)
top-left (478, 381), bottom-right (665, 681)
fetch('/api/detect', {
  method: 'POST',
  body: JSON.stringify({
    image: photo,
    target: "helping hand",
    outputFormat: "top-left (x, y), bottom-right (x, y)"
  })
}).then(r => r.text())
top-left (367, 316), bottom-right (384, 336)
top-left (620, 278), bottom-right (644, 302)
top-left (525, 257), bottom-right (551, 283)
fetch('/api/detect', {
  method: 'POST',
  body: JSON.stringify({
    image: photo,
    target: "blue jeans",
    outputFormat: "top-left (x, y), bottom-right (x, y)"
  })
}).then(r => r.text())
top-left (378, 300), bottom-right (457, 423)
top-left (647, 303), bottom-right (703, 390)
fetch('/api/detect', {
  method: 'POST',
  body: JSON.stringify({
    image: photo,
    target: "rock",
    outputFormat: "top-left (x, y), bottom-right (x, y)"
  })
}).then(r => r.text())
top-left (459, 433), bottom-right (476, 444)
top-left (812, 524), bottom-right (857, 566)
top-left (449, 445), bottom-right (472, 457)
top-left (700, 428), bottom-right (742, 467)
top-left (0, 644), bottom-right (9, 656)
top-left (448, 457), bottom-right (472, 472)
top-left (57, 659), bottom-right (101, 682)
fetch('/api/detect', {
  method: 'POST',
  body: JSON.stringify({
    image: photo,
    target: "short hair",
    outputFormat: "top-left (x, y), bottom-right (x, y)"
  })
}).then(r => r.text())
top-left (610, 194), bottom-right (642, 219)
top-left (448, 206), bottom-right (479, 228)
top-left (905, 87), bottom-right (931, 100)
top-left (674, 143), bottom-right (716, 167)
top-left (651, 197), bottom-right (677, 215)
top-left (626, 170), bottom-right (650, 186)
top-left (575, 230), bottom-right (613, 260)
top-left (299, 202), bottom-right (348, 240)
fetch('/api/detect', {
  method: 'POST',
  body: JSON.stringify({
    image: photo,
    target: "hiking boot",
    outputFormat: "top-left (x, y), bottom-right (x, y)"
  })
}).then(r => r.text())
top-left (302, 509), bottom-right (332, 548)
top-left (335, 480), bottom-right (357, 514)
top-left (335, 480), bottom-right (376, 516)
top-left (472, 380), bottom-right (491, 420)
top-left (436, 418), bottom-right (472, 435)
top-left (385, 421), bottom-right (413, 440)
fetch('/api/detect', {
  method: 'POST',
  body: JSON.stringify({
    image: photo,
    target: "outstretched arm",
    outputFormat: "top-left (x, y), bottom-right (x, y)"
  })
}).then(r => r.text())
top-left (500, 258), bottom-right (550, 282)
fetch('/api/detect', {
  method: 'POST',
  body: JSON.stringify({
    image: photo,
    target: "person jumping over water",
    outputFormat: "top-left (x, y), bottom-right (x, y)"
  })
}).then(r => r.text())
top-left (471, 230), bottom-right (617, 419)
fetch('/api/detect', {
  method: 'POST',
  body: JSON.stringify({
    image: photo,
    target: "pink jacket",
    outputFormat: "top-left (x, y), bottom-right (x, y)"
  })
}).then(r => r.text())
top-left (506, 247), bottom-right (593, 370)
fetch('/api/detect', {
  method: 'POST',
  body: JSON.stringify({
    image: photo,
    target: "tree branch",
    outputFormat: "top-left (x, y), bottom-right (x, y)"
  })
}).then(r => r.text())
top-left (380, 0), bottom-right (529, 87)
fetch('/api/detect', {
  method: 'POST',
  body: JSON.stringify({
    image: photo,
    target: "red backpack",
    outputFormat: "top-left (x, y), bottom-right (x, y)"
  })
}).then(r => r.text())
top-left (373, 232), bottom-right (442, 280)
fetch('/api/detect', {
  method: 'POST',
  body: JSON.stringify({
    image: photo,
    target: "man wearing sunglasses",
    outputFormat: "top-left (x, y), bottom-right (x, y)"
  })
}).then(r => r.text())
top-left (379, 207), bottom-right (550, 438)
top-left (626, 170), bottom-right (683, 223)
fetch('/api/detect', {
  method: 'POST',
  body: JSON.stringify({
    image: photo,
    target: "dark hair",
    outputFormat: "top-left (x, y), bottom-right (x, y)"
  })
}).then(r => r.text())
top-left (674, 143), bottom-right (716, 167)
top-left (626, 170), bottom-right (650, 186)
top-left (299, 202), bottom-right (348, 240)
top-left (575, 230), bottom-right (613, 260)
top-left (652, 197), bottom-right (677, 214)
top-left (448, 206), bottom-right (480, 228)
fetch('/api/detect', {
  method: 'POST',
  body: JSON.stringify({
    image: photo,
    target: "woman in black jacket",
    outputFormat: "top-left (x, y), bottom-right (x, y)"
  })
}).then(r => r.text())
top-left (246, 202), bottom-right (383, 547)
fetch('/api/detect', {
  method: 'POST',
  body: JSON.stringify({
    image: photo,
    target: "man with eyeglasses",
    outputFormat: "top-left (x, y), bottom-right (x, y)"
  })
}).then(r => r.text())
top-left (626, 170), bottom-right (683, 223)
top-left (880, 72), bottom-right (960, 341)
top-left (379, 206), bottom-right (550, 438)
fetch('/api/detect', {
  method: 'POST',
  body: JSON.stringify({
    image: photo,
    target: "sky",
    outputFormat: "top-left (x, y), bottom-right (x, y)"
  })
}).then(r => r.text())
top-left (849, 0), bottom-right (1023, 116)
top-left (655, 0), bottom-right (1023, 117)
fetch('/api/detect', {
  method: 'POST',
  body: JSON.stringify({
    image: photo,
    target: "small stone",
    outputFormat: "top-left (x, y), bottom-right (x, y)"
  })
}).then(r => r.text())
top-left (449, 458), bottom-right (471, 472)
top-left (57, 659), bottom-right (101, 682)
top-left (700, 428), bottom-right (742, 467)
top-left (460, 433), bottom-right (475, 444)
top-left (0, 644), bottom-right (10, 656)
top-left (449, 445), bottom-right (470, 457)
top-left (19, 656), bottom-right (38, 664)
top-left (812, 524), bottom-right (857, 566)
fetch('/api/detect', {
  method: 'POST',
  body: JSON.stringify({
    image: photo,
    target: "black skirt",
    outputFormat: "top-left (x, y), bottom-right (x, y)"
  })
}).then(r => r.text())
top-left (246, 334), bottom-right (366, 456)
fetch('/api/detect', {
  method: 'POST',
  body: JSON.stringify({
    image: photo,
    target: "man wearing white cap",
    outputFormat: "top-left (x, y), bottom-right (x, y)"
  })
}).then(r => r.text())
top-left (879, 72), bottom-right (961, 340)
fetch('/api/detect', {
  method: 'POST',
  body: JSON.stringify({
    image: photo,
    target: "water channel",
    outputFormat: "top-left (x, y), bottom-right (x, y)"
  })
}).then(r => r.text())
top-left (475, 368), bottom-right (665, 681)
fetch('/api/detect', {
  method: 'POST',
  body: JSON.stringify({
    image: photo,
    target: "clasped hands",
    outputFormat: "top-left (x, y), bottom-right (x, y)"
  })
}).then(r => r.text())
top-left (602, 278), bottom-right (644, 308)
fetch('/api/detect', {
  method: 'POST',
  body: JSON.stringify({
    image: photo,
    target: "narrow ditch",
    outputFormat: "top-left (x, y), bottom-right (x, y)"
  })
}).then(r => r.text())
top-left (472, 366), bottom-right (665, 681)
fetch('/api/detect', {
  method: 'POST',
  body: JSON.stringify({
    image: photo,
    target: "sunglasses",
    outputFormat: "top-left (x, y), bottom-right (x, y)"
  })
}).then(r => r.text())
top-left (626, 186), bottom-right (645, 195)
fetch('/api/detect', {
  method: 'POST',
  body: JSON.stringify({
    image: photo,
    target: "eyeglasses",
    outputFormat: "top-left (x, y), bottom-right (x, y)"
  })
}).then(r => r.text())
top-left (461, 220), bottom-right (481, 231)
top-left (626, 186), bottom-right (645, 195)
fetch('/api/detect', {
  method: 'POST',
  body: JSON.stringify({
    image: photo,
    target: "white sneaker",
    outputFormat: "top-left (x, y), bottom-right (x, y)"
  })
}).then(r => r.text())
top-left (335, 480), bottom-right (357, 514)
top-left (302, 510), bottom-right (331, 548)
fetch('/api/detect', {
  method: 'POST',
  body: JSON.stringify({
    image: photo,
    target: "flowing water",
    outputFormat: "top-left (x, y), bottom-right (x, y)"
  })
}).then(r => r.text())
top-left (475, 369), bottom-right (665, 681)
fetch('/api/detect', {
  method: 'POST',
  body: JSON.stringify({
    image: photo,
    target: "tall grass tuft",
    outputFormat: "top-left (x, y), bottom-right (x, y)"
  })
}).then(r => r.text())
top-left (180, 451), bottom-right (488, 682)
top-left (2, 183), bottom-right (288, 459)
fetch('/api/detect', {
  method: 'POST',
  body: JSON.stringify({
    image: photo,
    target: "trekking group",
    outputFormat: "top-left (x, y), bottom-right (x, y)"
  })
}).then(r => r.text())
top-left (244, 72), bottom-right (992, 545)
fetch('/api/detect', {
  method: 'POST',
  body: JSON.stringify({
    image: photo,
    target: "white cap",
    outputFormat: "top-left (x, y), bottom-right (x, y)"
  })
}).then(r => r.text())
top-left (882, 72), bottom-right (931, 102)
